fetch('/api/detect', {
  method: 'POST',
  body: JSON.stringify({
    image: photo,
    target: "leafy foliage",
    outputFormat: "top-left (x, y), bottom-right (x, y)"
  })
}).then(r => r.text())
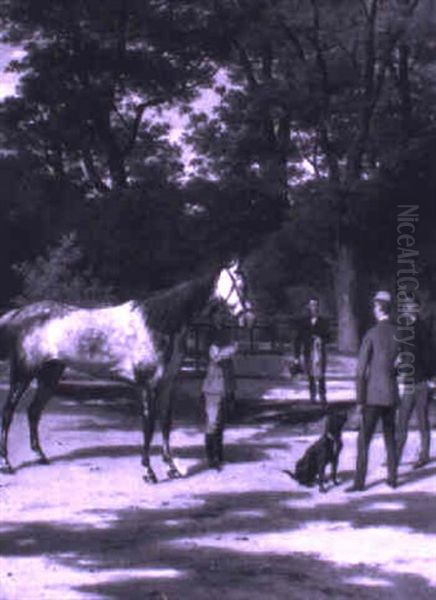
top-left (184, 0), bottom-right (436, 350)
top-left (13, 233), bottom-right (114, 305)
top-left (0, 0), bottom-right (229, 192)
top-left (0, 0), bottom-right (436, 350)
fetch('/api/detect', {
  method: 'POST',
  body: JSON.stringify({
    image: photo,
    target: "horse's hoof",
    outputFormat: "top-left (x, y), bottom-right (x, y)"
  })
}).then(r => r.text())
top-left (208, 462), bottom-right (223, 472)
top-left (0, 463), bottom-right (14, 475)
top-left (143, 472), bottom-right (158, 484)
top-left (167, 467), bottom-right (182, 480)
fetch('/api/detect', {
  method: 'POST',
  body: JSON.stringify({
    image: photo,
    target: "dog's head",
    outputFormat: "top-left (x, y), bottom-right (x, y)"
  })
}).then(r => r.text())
top-left (325, 410), bottom-right (348, 436)
top-left (288, 359), bottom-right (303, 377)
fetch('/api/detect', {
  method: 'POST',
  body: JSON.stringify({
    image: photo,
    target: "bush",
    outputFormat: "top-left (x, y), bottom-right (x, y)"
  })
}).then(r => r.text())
top-left (13, 233), bottom-right (115, 306)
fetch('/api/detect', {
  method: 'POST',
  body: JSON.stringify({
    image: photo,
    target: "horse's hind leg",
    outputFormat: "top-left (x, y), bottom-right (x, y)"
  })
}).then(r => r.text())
top-left (138, 384), bottom-right (158, 484)
top-left (28, 362), bottom-right (64, 465)
top-left (0, 370), bottom-right (31, 473)
top-left (331, 440), bottom-right (343, 485)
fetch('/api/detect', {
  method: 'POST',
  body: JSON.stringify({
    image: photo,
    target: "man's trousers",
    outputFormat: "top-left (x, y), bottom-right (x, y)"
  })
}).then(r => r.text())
top-left (353, 405), bottom-right (397, 489)
top-left (397, 381), bottom-right (430, 464)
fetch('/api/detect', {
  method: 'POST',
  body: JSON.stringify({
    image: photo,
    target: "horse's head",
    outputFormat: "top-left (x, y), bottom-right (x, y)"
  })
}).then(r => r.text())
top-left (212, 259), bottom-right (255, 327)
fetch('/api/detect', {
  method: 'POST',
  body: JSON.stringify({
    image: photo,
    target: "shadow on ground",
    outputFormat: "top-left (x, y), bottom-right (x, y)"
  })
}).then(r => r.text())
top-left (1, 364), bottom-right (436, 599)
top-left (1, 487), bottom-right (435, 600)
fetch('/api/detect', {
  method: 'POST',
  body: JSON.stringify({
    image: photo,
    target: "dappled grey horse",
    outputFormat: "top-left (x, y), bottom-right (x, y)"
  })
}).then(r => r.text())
top-left (0, 261), bottom-right (254, 482)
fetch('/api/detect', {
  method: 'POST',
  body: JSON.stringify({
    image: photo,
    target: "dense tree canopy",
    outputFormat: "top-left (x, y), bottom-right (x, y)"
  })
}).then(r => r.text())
top-left (185, 0), bottom-right (436, 348)
top-left (0, 0), bottom-right (231, 191)
top-left (0, 0), bottom-right (435, 349)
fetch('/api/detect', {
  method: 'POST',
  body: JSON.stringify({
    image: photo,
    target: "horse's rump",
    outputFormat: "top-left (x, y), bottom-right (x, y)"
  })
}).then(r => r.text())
top-left (0, 302), bottom-right (73, 360)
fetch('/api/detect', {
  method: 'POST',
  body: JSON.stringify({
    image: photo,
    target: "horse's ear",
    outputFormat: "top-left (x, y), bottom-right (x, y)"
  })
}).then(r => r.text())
top-left (222, 254), bottom-right (240, 270)
top-left (201, 253), bottom-right (242, 276)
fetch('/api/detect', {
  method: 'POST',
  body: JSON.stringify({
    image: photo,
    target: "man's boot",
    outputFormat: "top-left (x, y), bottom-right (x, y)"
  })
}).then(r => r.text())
top-left (319, 378), bottom-right (327, 404)
top-left (309, 377), bottom-right (317, 403)
top-left (205, 433), bottom-right (216, 468)
top-left (215, 430), bottom-right (224, 465)
top-left (205, 433), bottom-right (221, 469)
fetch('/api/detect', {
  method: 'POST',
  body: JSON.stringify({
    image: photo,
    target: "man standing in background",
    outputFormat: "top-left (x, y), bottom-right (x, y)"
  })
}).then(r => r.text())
top-left (295, 297), bottom-right (330, 404)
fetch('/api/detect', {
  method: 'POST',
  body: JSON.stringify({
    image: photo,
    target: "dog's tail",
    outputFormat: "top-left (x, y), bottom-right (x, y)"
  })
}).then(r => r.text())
top-left (282, 469), bottom-right (297, 481)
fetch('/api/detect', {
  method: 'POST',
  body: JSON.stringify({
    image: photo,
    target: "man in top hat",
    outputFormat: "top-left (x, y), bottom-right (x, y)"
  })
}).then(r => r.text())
top-left (348, 290), bottom-right (400, 492)
top-left (295, 297), bottom-right (330, 404)
top-left (396, 298), bottom-right (434, 469)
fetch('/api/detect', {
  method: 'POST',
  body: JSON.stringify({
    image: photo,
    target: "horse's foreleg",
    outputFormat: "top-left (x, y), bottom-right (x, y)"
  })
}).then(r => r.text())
top-left (0, 377), bottom-right (31, 473)
top-left (28, 363), bottom-right (64, 464)
top-left (160, 382), bottom-right (182, 480)
top-left (160, 332), bottom-right (186, 479)
top-left (138, 385), bottom-right (158, 484)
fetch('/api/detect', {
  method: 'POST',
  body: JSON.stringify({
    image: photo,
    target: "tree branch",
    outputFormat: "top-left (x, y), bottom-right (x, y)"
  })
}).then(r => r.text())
top-left (232, 39), bottom-right (259, 89)
top-left (346, 1), bottom-right (406, 181)
top-left (278, 21), bottom-right (306, 62)
top-left (122, 102), bottom-right (147, 156)
top-left (397, 41), bottom-right (412, 142)
top-left (307, 0), bottom-right (341, 183)
top-left (80, 147), bottom-right (110, 193)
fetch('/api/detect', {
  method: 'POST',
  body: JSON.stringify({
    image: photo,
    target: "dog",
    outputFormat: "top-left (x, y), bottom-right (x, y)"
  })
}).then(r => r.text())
top-left (288, 358), bottom-right (304, 378)
top-left (284, 410), bottom-right (348, 493)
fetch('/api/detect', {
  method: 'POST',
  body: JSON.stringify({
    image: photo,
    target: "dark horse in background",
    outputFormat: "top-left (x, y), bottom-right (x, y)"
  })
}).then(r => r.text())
top-left (0, 260), bottom-right (254, 482)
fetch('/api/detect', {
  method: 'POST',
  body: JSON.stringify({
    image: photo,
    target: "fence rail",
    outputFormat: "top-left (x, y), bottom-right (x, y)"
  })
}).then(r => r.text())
top-left (184, 318), bottom-right (338, 371)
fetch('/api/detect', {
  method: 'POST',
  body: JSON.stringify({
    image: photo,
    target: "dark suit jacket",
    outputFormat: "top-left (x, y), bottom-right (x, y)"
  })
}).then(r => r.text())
top-left (402, 318), bottom-right (434, 383)
top-left (356, 320), bottom-right (400, 407)
top-left (295, 316), bottom-right (330, 372)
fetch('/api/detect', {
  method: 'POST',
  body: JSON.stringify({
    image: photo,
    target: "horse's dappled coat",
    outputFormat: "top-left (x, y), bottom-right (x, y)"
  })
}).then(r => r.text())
top-left (21, 302), bottom-right (162, 383)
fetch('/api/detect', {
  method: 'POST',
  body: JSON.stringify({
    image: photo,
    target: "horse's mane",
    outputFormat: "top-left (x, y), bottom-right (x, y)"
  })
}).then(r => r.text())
top-left (139, 273), bottom-right (216, 334)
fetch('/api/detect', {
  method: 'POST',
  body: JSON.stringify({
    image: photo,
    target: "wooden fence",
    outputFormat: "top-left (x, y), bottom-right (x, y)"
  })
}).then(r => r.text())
top-left (184, 318), bottom-right (338, 372)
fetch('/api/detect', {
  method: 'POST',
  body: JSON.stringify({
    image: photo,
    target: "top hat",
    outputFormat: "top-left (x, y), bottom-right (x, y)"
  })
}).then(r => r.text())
top-left (373, 290), bottom-right (392, 303)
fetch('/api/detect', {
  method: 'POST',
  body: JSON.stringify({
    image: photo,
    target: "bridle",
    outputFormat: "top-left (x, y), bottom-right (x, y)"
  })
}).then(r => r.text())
top-left (222, 265), bottom-right (254, 321)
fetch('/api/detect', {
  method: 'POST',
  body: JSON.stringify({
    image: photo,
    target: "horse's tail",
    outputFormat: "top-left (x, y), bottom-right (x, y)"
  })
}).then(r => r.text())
top-left (282, 469), bottom-right (297, 481)
top-left (0, 308), bottom-right (18, 360)
top-left (0, 308), bottom-right (18, 327)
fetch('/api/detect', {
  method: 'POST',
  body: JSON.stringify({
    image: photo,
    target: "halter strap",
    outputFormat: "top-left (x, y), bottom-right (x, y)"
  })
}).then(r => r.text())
top-left (224, 267), bottom-right (251, 318)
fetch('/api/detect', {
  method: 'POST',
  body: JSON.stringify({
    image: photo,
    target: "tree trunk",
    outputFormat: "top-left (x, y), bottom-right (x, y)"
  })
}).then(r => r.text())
top-left (93, 107), bottom-right (128, 190)
top-left (334, 242), bottom-right (360, 354)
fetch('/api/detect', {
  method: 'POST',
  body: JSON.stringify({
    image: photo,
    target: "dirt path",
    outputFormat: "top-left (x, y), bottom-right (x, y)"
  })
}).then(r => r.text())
top-left (1, 391), bottom-right (435, 600)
